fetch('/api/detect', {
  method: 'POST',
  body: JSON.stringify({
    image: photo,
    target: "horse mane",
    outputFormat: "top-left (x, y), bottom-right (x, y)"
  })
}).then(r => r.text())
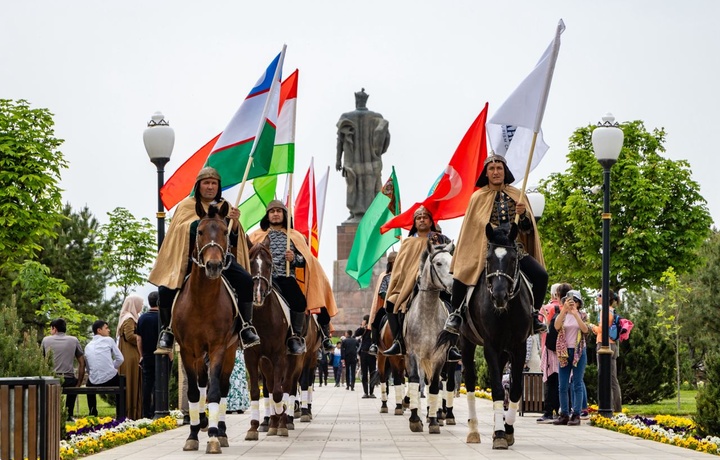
top-left (486, 223), bottom-right (518, 247)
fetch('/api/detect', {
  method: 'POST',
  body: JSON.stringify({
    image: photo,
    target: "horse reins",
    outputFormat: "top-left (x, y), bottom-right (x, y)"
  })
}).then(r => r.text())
top-left (420, 248), bottom-right (453, 294)
top-left (192, 218), bottom-right (232, 270)
top-left (485, 243), bottom-right (522, 301)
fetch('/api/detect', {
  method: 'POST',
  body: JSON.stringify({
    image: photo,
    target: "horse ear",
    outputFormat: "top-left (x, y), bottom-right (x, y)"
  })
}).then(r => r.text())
top-left (446, 241), bottom-right (455, 255)
top-left (196, 201), bottom-right (207, 219)
top-left (509, 223), bottom-right (518, 242)
top-left (245, 235), bottom-right (252, 252)
top-left (485, 223), bottom-right (494, 240)
top-left (218, 200), bottom-right (230, 218)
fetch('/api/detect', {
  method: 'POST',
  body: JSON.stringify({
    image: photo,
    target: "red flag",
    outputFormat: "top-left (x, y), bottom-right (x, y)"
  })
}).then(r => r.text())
top-left (294, 159), bottom-right (319, 256)
top-left (381, 103), bottom-right (488, 233)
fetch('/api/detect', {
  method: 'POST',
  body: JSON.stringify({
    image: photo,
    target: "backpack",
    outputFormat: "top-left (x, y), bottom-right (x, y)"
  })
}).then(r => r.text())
top-left (544, 305), bottom-right (561, 352)
top-left (609, 314), bottom-right (622, 341)
top-left (617, 317), bottom-right (634, 342)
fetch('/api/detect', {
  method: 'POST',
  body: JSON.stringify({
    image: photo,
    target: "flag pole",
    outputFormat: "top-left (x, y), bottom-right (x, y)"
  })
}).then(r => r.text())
top-left (286, 173), bottom-right (294, 274)
top-left (514, 132), bottom-right (538, 224)
top-left (230, 44), bottom-right (287, 232)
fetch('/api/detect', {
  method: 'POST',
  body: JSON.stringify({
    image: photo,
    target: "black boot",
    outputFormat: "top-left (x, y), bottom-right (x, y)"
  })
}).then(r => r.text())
top-left (444, 281), bottom-right (468, 335)
top-left (155, 306), bottom-right (174, 355)
top-left (238, 302), bottom-right (260, 349)
top-left (287, 311), bottom-right (306, 355)
top-left (532, 311), bottom-right (548, 334)
top-left (368, 325), bottom-right (380, 356)
top-left (320, 323), bottom-right (334, 352)
top-left (447, 345), bottom-right (462, 362)
top-left (382, 311), bottom-right (404, 356)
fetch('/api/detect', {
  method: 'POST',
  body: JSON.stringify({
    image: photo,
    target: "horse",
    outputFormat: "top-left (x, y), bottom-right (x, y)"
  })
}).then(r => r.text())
top-left (457, 223), bottom-right (533, 449)
top-left (244, 239), bottom-right (302, 440)
top-left (403, 240), bottom-right (455, 433)
top-left (173, 202), bottom-right (239, 454)
top-left (372, 317), bottom-right (408, 415)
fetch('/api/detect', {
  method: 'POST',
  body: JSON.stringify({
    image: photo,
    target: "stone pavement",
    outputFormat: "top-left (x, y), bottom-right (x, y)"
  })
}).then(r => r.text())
top-left (84, 384), bottom-right (713, 459)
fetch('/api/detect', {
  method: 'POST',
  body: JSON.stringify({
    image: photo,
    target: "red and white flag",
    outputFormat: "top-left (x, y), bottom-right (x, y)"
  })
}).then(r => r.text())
top-left (294, 158), bottom-right (319, 256)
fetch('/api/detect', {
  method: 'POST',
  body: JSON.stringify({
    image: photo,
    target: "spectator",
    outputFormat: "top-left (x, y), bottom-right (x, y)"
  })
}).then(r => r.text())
top-left (317, 348), bottom-right (329, 387)
top-left (136, 291), bottom-right (160, 418)
top-left (591, 289), bottom-right (623, 413)
top-left (341, 330), bottom-right (359, 391)
top-left (116, 295), bottom-right (143, 420)
top-left (42, 318), bottom-right (85, 421)
top-left (356, 315), bottom-right (376, 398)
top-left (332, 342), bottom-right (343, 387)
top-left (537, 283), bottom-right (570, 423)
top-left (85, 320), bottom-right (124, 417)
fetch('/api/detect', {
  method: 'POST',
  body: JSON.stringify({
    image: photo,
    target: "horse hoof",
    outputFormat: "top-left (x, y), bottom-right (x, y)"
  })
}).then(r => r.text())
top-left (217, 436), bottom-right (229, 448)
top-left (206, 437), bottom-right (222, 454)
top-left (438, 418), bottom-right (444, 426)
top-left (445, 417), bottom-right (456, 425)
top-left (267, 428), bottom-right (278, 436)
top-left (258, 416), bottom-right (269, 432)
top-left (506, 433), bottom-right (515, 446)
top-left (183, 439), bottom-right (199, 451)
top-left (409, 421), bottom-right (424, 432)
top-left (286, 422), bottom-right (295, 430)
top-left (294, 410), bottom-right (301, 418)
top-left (492, 437), bottom-right (509, 450)
top-left (301, 415), bottom-right (311, 422)
top-left (380, 407), bottom-right (388, 414)
top-left (429, 424), bottom-right (441, 434)
top-left (466, 432), bottom-right (481, 444)
top-left (394, 408), bottom-right (404, 415)
top-left (278, 428), bottom-right (289, 437)
top-left (245, 431), bottom-right (259, 441)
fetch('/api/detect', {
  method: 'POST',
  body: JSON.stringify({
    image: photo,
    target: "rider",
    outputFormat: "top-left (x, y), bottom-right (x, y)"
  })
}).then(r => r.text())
top-left (249, 200), bottom-right (336, 355)
top-left (148, 166), bottom-right (260, 355)
top-left (445, 154), bottom-right (548, 340)
top-left (382, 206), bottom-right (453, 358)
top-left (367, 251), bottom-right (396, 356)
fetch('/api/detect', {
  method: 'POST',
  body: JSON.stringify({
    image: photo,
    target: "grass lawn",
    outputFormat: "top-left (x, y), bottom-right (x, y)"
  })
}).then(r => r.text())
top-left (625, 389), bottom-right (697, 417)
top-left (68, 395), bottom-right (117, 418)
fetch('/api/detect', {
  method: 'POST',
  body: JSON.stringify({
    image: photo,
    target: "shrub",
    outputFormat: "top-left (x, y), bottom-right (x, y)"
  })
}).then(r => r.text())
top-left (695, 351), bottom-right (720, 436)
top-left (0, 304), bottom-right (53, 377)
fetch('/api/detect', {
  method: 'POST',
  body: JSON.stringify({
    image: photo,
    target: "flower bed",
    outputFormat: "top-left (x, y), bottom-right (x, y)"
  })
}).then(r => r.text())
top-left (60, 415), bottom-right (179, 459)
top-left (590, 413), bottom-right (720, 455)
top-left (458, 383), bottom-right (492, 400)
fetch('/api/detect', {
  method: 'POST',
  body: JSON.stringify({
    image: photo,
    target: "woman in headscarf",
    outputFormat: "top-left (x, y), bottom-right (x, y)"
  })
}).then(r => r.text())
top-left (117, 295), bottom-right (144, 419)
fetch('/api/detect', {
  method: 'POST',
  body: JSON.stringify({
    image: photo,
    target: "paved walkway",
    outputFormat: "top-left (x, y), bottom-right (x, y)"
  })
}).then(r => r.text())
top-left (85, 384), bottom-right (712, 459)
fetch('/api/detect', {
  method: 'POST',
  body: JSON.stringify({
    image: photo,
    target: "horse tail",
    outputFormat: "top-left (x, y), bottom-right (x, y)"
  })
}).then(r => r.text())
top-left (436, 330), bottom-right (456, 348)
top-left (369, 369), bottom-right (381, 388)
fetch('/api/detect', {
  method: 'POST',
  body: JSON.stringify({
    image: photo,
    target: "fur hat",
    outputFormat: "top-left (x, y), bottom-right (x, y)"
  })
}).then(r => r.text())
top-left (196, 166), bottom-right (221, 182)
top-left (266, 199), bottom-right (287, 212)
top-left (476, 154), bottom-right (516, 187)
top-left (387, 251), bottom-right (398, 263)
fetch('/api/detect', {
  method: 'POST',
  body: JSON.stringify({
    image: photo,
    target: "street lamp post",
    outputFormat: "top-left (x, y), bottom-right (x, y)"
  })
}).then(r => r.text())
top-left (527, 189), bottom-right (546, 223)
top-left (592, 113), bottom-right (624, 418)
top-left (143, 111), bottom-right (175, 419)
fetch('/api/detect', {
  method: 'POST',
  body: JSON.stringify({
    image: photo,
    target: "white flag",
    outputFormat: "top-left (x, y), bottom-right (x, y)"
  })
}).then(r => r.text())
top-left (487, 19), bottom-right (565, 183)
top-left (316, 166), bottom-right (330, 239)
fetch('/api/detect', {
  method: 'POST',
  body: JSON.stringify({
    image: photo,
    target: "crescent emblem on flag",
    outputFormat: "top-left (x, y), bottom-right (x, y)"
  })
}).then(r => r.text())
top-left (435, 165), bottom-right (462, 201)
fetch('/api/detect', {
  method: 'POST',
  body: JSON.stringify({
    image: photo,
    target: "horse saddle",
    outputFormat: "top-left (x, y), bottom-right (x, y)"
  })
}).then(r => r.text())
top-left (271, 288), bottom-right (292, 330)
top-left (170, 274), bottom-right (240, 322)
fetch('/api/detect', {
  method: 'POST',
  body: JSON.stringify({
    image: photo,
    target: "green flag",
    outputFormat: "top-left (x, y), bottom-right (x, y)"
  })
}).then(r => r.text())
top-left (239, 175), bottom-right (278, 229)
top-left (346, 167), bottom-right (401, 288)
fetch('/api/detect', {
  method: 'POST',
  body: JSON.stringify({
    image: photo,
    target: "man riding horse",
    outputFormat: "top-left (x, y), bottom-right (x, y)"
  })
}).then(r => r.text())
top-left (382, 206), bottom-right (453, 358)
top-left (445, 154), bottom-right (548, 343)
top-left (367, 251), bottom-right (396, 356)
top-left (149, 166), bottom-right (260, 355)
top-left (249, 200), bottom-right (335, 355)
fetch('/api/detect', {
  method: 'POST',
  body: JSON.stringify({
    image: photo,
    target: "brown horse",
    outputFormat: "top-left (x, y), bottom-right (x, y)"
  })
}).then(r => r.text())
top-left (173, 203), bottom-right (238, 454)
top-left (244, 240), bottom-right (302, 440)
top-left (374, 318), bottom-right (408, 415)
top-left (297, 315), bottom-right (320, 423)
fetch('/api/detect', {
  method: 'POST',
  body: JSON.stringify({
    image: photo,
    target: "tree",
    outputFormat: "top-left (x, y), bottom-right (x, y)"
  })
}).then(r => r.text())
top-left (695, 350), bottom-right (720, 437)
top-left (0, 304), bottom-right (53, 378)
top-left (538, 121), bottom-right (712, 293)
top-left (0, 99), bottom-right (66, 275)
top-left (97, 207), bottom-right (156, 301)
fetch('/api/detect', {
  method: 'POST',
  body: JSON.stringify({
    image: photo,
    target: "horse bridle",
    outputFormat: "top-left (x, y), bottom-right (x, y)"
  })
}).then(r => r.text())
top-left (251, 244), bottom-right (274, 305)
top-left (191, 218), bottom-right (232, 270)
top-left (485, 243), bottom-right (521, 301)
top-left (420, 248), bottom-right (453, 294)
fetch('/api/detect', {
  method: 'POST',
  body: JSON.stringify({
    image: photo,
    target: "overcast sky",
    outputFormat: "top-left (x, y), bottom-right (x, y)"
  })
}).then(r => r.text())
top-left (3, 1), bottom-right (719, 300)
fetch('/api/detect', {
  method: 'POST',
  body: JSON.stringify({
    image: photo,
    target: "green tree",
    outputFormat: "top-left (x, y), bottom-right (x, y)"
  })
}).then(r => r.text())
top-left (695, 350), bottom-right (720, 437)
top-left (0, 304), bottom-right (53, 377)
top-left (0, 99), bottom-right (66, 275)
top-left (538, 121), bottom-right (712, 292)
top-left (98, 207), bottom-right (156, 301)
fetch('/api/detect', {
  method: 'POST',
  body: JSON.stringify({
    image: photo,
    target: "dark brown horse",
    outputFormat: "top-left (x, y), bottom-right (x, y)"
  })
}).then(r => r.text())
top-left (296, 315), bottom-right (320, 423)
top-left (373, 318), bottom-right (408, 415)
top-left (173, 203), bottom-right (238, 454)
top-left (244, 240), bottom-right (301, 440)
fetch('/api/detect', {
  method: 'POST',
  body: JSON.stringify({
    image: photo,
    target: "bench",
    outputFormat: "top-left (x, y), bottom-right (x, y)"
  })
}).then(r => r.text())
top-left (63, 374), bottom-right (126, 420)
top-left (520, 372), bottom-right (544, 416)
top-left (0, 376), bottom-right (62, 460)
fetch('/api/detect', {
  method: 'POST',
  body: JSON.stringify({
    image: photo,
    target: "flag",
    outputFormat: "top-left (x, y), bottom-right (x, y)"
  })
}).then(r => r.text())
top-left (486, 19), bottom-right (565, 183)
top-left (238, 69), bottom-right (299, 229)
top-left (315, 165), bottom-right (330, 240)
top-left (294, 159), bottom-right (319, 256)
top-left (207, 48), bottom-right (286, 187)
top-left (380, 103), bottom-right (489, 233)
top-left (346, 168), bottom-right (401, 288)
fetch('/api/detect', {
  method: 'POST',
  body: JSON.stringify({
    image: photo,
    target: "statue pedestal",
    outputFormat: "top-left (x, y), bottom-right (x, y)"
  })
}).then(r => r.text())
top-left (332, 222), bottom-right (386, 335)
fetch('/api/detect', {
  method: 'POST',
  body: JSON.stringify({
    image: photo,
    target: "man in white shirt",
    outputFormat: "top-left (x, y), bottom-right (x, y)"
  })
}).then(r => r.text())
top-left (84, 319), bottom-right (124, 417)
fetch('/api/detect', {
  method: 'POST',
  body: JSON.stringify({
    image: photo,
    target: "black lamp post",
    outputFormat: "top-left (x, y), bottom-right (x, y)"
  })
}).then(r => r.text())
top-left (592, 113), bottom-right (624, 418)
top-left (143, 111), bottom-right (174, 419)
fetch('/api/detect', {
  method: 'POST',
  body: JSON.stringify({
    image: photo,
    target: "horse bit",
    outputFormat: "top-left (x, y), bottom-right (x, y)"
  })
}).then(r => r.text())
top-left (485, 244), bottom-right (522, 301)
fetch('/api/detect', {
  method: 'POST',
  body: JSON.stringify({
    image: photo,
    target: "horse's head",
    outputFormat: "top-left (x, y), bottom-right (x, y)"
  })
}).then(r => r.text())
top-left (418, 240), bottom-right (454, 294)
top-left (484, 223), bottom-right (520, 310)
top-left (249, 238), bottom-right (273, 306)
top-left (193, 202), bottom-right (230, 280)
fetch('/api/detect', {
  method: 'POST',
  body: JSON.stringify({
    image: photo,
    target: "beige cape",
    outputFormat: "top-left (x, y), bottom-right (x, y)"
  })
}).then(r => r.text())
top-left (148, 197), bottom-right (250, 289)
top-left (367, 271), bottom-right (390, 326)
top-left (249, 228), bottom-right (338, 317)
top-left (386, 236), bottom-right (429, 313)
top-left (450, 185), bottom-right (544, 286)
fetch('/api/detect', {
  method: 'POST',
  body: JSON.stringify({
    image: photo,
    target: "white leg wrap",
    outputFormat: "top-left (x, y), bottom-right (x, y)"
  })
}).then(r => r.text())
top-left (219, 398), bottom-right (227, 422)
top-left (381, 382), bottom-right (387, 402)
top-left (308, 386), bottom-right (313, 402)
top-left (287, 394), bottom-right (295, 414)
top-left (189, 401), bottom-right (201, 426)
top-left (199, 387), bottom-right (207, 412)
top-left (208, 402), bottom-right (219, 429)
top-left (274, 400), bottom-right (284, 415)
top-left (467, 392), bottom-right (477, 419)
top-left (394, 384), bottom-right (404, 404)
top-left (428, 393), bottom-right (440, 418)
top-left (407, 382), bottom-right (420, 410)
top-left (301, 390), bottom-right (309, 409)
top-left (250, 400), bottom-right (260, 422)
top-left (505, 401), bottom-right (519, 425)
top-left (493, 401), bottom-right (504, 431)
top-left (468, 418), bottom-right (479, 433)
top-left (263, 397), bottom-right (271, 417)
top-left (446, 390), bottom-right (454, 409)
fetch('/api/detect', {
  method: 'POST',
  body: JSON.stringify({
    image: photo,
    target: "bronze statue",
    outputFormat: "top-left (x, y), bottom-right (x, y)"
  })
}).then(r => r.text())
top-left (336, 88), bottom-right (391, 222)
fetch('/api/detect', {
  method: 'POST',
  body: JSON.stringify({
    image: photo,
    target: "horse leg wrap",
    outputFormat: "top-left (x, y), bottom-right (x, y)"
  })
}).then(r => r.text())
top-left (250, 400), bottom-right (260, 422)
top-left (263, 397), bottom-right (271, 417)
top-left (301, 390), bottom-right (309, 409)
top-left (199, 387), bottom-right (207, 412)
top-left (445, 389), bottom-right (454, 409)
top-left (208, 402), bottom-right (219, 430)
top-left (467, 392), bottom-right (477, 419)
top-left (189, 401), bottom-right (201, 426)
top-left (381, 383), bottom-right (387, 402)
top-left (428, 393), bottom-right (440, 419)
top-left (394, 384), bottom-right (404, 404)
top-left (274, 400), bottom-right (284, 415)
top-left (408, 382), bottom-right (420, 410)
top-left (493, 401), bottom-right (505, 432)
top-left (505, 401), bottom-right (519, 425)
top-left (287, 394), bottom-right (295, 414)
top-left (219, 398), bottom-right (227, 422)
top-left (308, 386), bottom-right (313, 402)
